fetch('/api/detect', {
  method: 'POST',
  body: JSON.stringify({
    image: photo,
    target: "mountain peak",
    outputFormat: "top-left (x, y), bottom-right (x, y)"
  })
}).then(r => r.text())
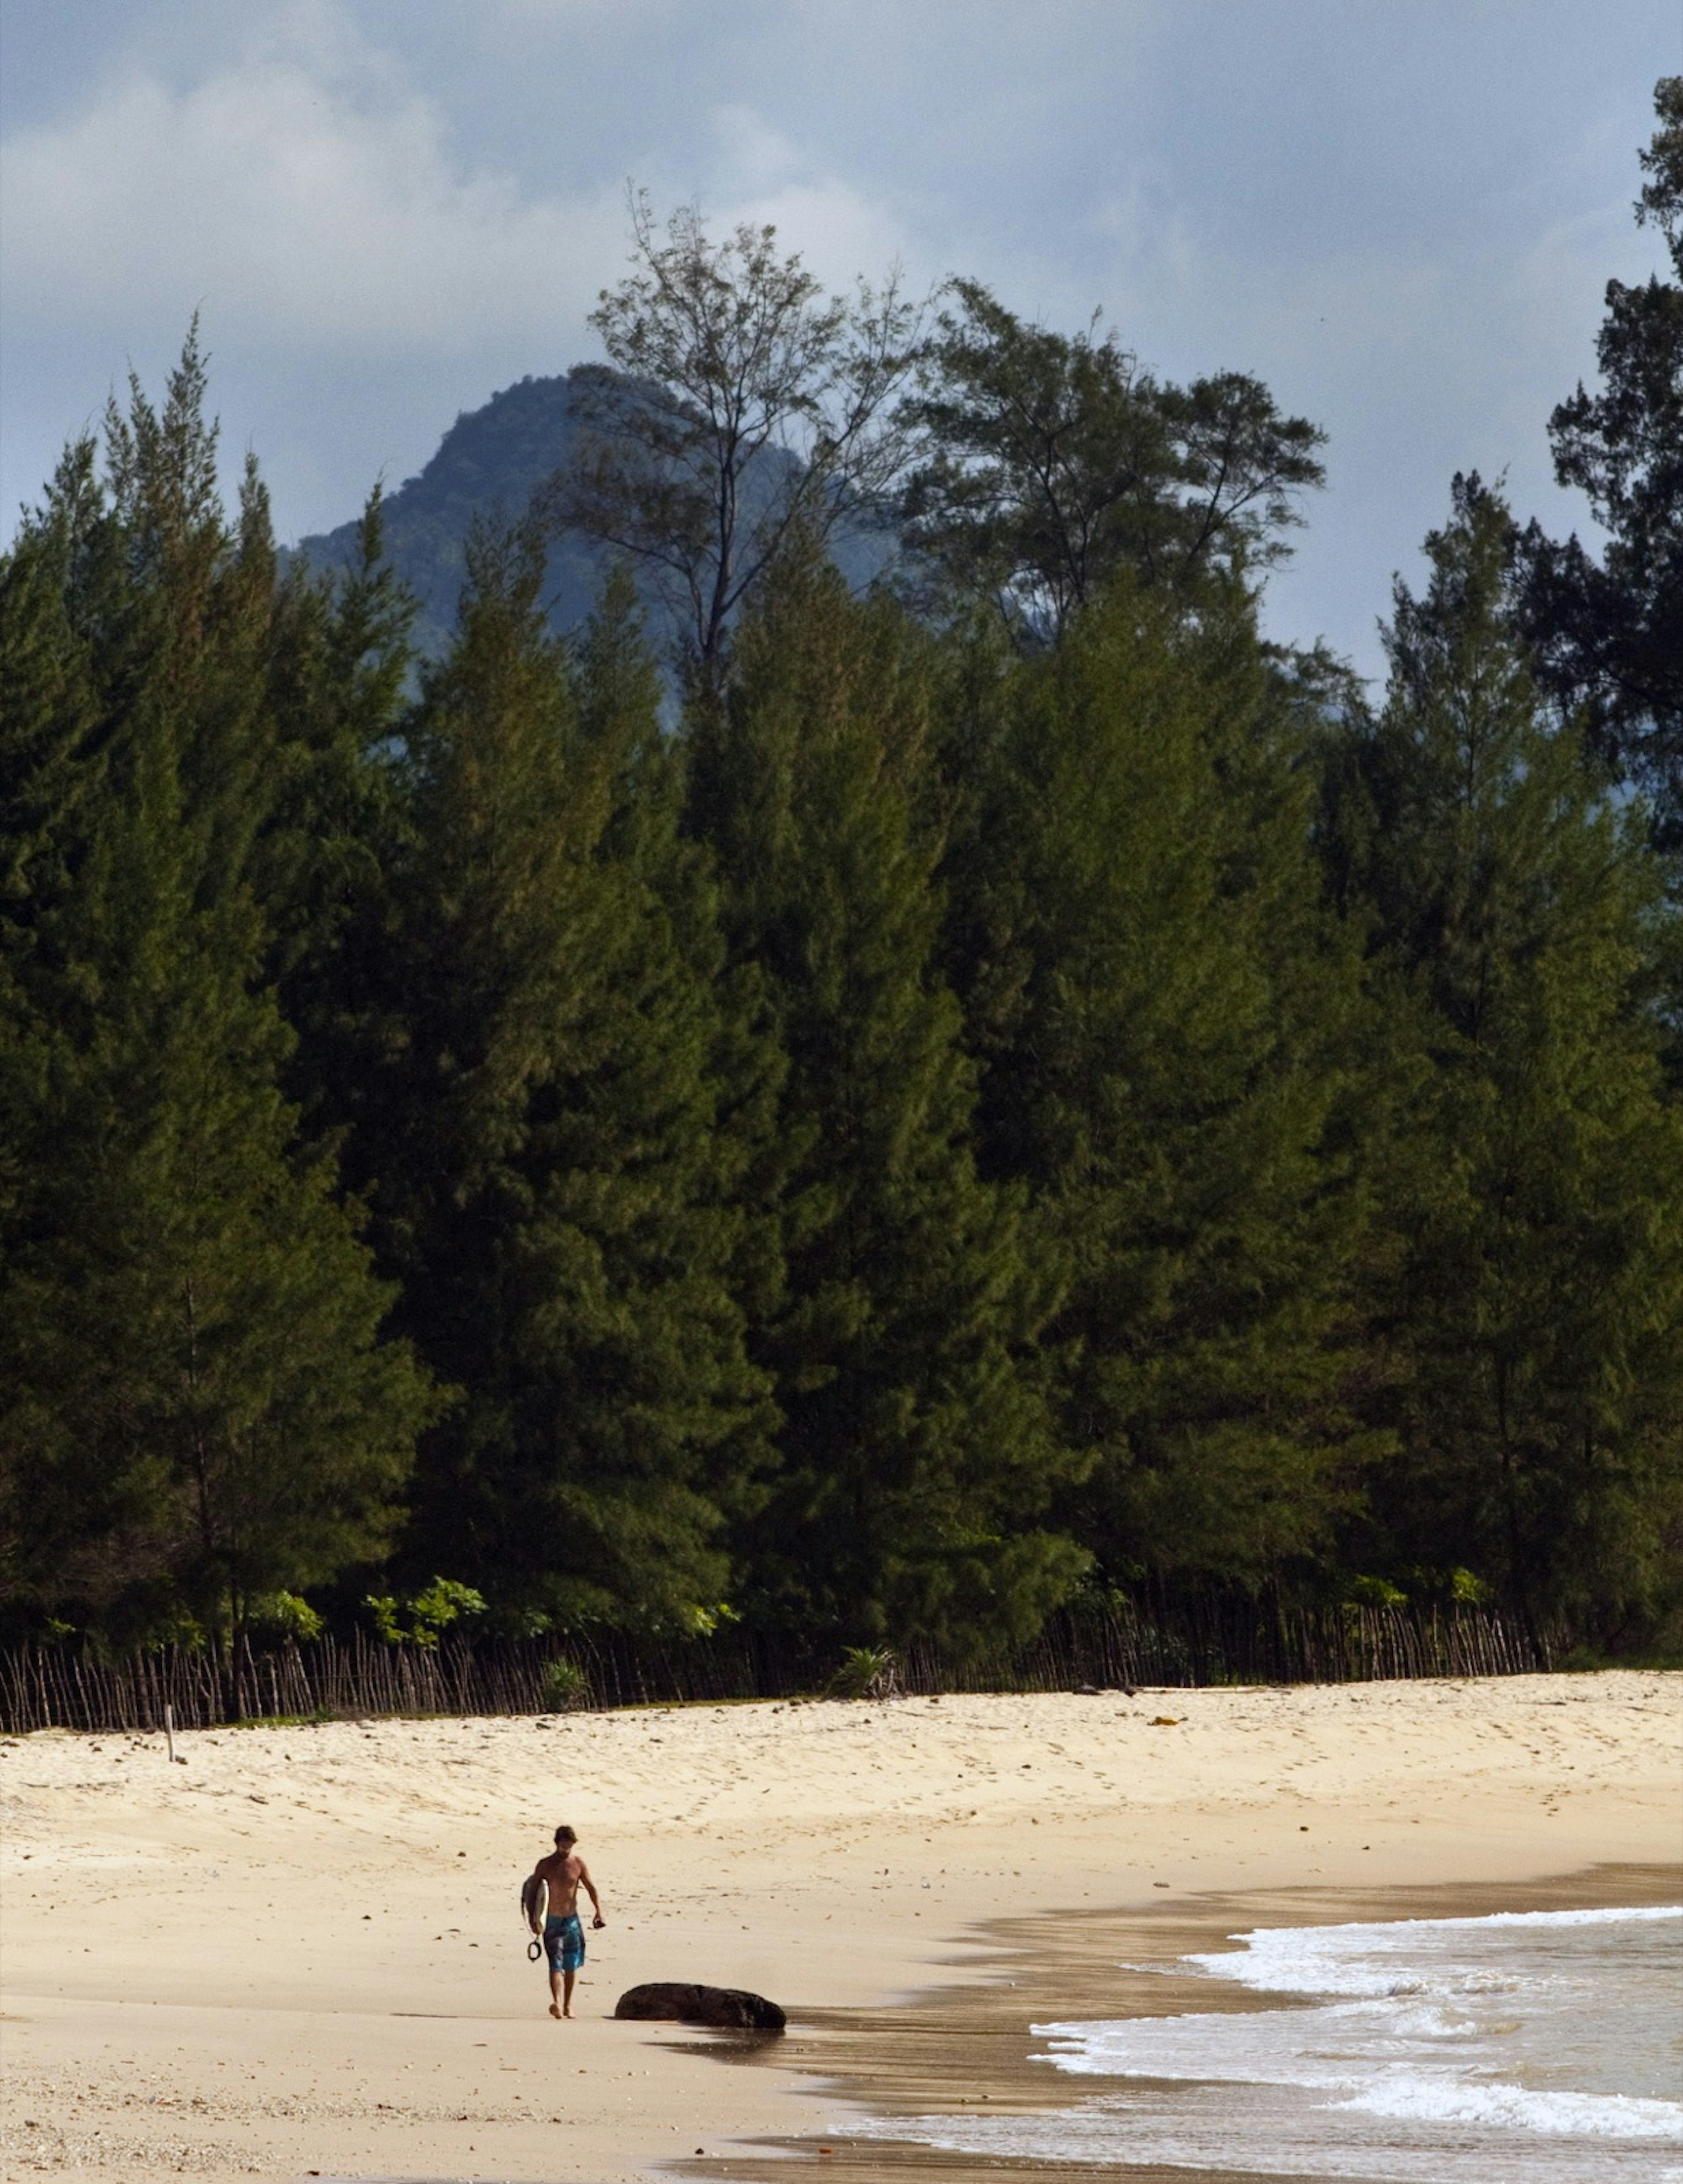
top-left (291, 368), bottom-right (614, 658)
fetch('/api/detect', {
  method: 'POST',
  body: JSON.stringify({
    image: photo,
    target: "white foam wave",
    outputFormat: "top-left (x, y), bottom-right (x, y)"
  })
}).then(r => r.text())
top-left (1336, 2074), bottom-right (1683, 2138)
top-left (1036, 1999), bottom-right (1683, 2140)
top-left (847, 2099), bottom-right (1683, 2184)
top-left (1186, 1903), bottom-right (1682, 2001)
top-left (862, 1904), bottom-right (1683, 2183)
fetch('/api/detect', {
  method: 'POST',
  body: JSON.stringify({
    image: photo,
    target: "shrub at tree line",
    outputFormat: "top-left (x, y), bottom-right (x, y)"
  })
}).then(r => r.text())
top-left (2, 87), bottom-right (1679, 1665)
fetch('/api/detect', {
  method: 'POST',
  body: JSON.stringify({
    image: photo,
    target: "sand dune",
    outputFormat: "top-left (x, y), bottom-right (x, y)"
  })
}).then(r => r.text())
top-left (2, 1670), bottom-right (1677, 2180)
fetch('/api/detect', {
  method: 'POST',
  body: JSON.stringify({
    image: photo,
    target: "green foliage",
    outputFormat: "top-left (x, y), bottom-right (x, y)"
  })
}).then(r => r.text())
top-left (249, 1591), bottom-right (327, 1642)
top-left (900, 279), bottom-right (1325, 642)
top-left (1516, 78), bottom-right (1683, 845)
top-left (691, 555), bottom-right (1090, 1651)
top-left (662, 1600), bottom-right (738, 1637)
top-left (935, 579), bottom-right (1379, 1593)
top-left (370, 529), bottom-right (776, 1634)
top-left (540, 1657), bottom-right (592, 1709)
top-left (5, 259), bottom-right (1677, 1667)
top-left (1345, 1576), bottom-right (1408, 1609)
top-left (1332, 476), bottom-right (1683, 1639)
top-left (0, 336), bottom-right (435, 1643)
top-left (261, 485), bottom-right (423, 1138)
top-left (406, 1577), bottom-right (487, 1644)
top-left (826, 1644), bottom-right (899, 1699)
top-left (363, 1594), bottom-right (404, 1644)
top-left (365, 1576), bottom-right (485, 1647)
top-left (550, 192), bottom-right (917, 685)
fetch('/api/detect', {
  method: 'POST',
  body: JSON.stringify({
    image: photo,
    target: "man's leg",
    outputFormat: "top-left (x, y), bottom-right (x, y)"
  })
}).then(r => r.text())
top-left (562, 1965), bottom-right (577, 2017)
top-left (548, 1963), bottom-right (565, 2018)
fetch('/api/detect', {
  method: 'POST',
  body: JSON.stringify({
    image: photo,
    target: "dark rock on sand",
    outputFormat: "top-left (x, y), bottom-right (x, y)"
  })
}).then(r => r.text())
top-left (614, 1982), bottom-right (786, 2031)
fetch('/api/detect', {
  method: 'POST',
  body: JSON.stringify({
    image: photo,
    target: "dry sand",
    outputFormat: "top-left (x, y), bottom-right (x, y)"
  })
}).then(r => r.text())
top-left (1, 1669), bottom-right (1678, 2182)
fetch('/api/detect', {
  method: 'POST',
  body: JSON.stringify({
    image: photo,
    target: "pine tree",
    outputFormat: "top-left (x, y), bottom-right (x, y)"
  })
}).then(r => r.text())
top-left (689, 555), bottom-right (1086, 1651)
top-left (260, 485), bottom-right (420, 1138)
top-left (1351, 478), bottom-right (1683, 1638)
top-left (1516, 77), bottom-right (1683, 846)
top-left (0, 342), bottom-right (432, 1639)
top-left (934, 578), bottom-right (1379, 1595)
top-left (376, 531), bottom-right (773, 1631)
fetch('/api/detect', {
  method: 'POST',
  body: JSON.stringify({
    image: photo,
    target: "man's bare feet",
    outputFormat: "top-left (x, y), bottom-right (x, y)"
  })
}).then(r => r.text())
top-left (549, 2002), bottom-right (563, 2019)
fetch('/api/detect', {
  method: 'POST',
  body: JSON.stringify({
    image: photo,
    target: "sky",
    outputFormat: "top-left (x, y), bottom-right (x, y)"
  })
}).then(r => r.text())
top-left (2, 0), bottom-right (1679, 682)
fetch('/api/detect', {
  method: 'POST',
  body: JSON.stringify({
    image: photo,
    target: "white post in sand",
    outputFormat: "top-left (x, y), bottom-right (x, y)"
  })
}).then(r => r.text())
top-left (164, 1703), bottom-right (176, 1765)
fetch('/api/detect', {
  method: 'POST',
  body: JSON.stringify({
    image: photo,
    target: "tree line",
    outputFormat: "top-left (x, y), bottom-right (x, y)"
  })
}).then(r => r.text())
top-left (2, 84), bottom-right (1679, 1666)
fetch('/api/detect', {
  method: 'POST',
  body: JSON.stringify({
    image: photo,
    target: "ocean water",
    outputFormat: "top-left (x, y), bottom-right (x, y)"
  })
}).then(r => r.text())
top-left (849, 1903), bottom-right (1683, 2182)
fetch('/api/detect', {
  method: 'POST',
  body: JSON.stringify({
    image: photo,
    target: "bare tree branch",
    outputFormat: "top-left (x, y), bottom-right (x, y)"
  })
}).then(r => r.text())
top-left (540, 188), bottom-right (926, 691)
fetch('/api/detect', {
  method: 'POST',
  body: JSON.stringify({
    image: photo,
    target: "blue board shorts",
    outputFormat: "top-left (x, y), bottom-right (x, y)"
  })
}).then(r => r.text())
top-left (543, 1913), bottom-right (585, 1973)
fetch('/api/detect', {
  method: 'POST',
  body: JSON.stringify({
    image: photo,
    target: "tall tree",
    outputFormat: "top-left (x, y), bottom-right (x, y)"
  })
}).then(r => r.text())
top-left (372, 528), bottom-right (774, 1632)
top-left (899, 280), bottom-right (1326, 643)
top-left (1350, 477), bottom-right (1683, 1638)
top-left (689, 555), bottom-right (1087, 1651)
top-left (1516, 77), bottom-right (1683, 845)
top-left (933, 577), bottom-right (1378, 1594)
top-left (259, 484), bottom-right (420, 1136)
top-left (544, 191), bottom-right (920, 689)
top-left (0, 343), bottom-right (432, 1640)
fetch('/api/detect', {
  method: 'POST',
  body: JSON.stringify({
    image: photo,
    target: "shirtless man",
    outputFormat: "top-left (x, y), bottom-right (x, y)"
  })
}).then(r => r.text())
top-left (529, 1825), bottom-right (605, 2019)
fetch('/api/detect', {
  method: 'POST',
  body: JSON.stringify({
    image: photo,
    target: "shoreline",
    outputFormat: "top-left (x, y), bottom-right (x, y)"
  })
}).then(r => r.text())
top-left (1, 1670), bottom-right (1678, 2181)
top-left (695, 1863), bottom-right (1683, 2184)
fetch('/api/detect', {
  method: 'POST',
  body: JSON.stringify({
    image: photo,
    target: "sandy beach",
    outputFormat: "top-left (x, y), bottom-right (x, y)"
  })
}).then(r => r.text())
top-left (2, 1670), bottom-right (1678, 2182)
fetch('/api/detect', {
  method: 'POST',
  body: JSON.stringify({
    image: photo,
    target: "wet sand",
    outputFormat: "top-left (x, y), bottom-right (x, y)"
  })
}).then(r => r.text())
top-left (1, 1670), bottom-right (1677, 2180)
top-left (687, 1863), bottom-right (1683, 2184)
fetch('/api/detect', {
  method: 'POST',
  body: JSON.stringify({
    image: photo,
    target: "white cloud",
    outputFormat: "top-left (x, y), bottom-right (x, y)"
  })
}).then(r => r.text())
top-left (491, 0), bottom-right (686, 21)
top-left (709, 103), bottom-right (809, 199)
top-left (0, 11), bottom-right (621, 353)
top-left (3, 0), bottom-right (1667, 658)
top-left (695, 103), bottom-right (919, 299)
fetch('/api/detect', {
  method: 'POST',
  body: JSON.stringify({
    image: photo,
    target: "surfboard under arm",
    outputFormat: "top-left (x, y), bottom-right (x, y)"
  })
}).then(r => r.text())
top-left (521, 1874), bottom-right (549, 1935)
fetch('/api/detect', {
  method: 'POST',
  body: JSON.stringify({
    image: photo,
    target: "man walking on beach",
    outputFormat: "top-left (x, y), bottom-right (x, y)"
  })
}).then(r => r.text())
top-left (529, 1825), bottom-right (605, 2019)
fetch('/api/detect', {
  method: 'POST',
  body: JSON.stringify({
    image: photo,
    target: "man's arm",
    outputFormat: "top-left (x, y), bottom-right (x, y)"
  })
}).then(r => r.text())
top-left (577, 1859), bottom-right (606, 1927)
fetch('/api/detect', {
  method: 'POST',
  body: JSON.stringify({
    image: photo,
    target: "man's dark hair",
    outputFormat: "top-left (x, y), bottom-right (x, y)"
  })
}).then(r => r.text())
top-left (554, 1825), bottom-right (577, 1846)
